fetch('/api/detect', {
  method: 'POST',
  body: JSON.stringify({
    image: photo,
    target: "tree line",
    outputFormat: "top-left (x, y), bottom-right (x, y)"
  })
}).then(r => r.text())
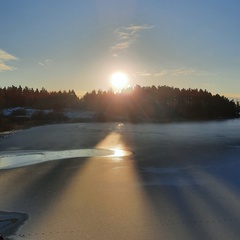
top-left (81, 85), bottom-right (239, 122)
top-left (0, 85), bottom-right (239, 122)
top-left (0, 85), bottom-right (79, 110)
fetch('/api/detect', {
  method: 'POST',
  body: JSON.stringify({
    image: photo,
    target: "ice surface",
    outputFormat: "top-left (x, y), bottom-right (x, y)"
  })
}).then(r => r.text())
top-left (0, 148), bottom-right (132, 169)
top-left (1, 121), bottom-right (240, 239)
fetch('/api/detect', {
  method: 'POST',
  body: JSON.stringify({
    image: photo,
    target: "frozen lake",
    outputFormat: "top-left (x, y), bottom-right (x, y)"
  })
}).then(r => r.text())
top-left (0, 120), bottom-right (240, 239)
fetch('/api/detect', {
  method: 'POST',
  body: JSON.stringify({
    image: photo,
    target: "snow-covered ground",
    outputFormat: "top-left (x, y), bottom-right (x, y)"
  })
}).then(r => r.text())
top-left (1, 107), bottom-right (52, 117)
top-left (1, 107), bottom-right (95, 120)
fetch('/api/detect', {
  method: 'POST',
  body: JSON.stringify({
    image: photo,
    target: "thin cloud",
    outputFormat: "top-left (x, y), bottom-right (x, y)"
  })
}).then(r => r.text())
top-left (154, 70), bottom-right (169, 77)
top-left (135, 71), bottom-right (152, 77)
top-left (111, 41), bottom-right (133, 51)
top-left (154, 68), bottom-right (197, 77)
top-left (39, 59), bottom-right (52, 66)
top-left (0, 62), bottom-right (13, 71)
top-left (154, 68), bottom-right (218, 77)
top-left (134, 68), bottom-right (218, 78)
top-left (111, 24), bottom-right (153, 52)
top-left (0, 49), bottom-right (18, 72)
top-left (171, 68), bottom-right (197, 76)
top-left (124, 24), bottom-right (154, 33)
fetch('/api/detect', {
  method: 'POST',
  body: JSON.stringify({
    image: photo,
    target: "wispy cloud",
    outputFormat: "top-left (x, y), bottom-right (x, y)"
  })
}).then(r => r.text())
top-left (0, 49), bottom-right (18, 72)
top-left (111, 24), bottom-right (153, 53)
top-left (135, 71), bottom-right (152, 77)
top-left (171, 68), bottom-right (197, 76)
top-left (135, 68), bottom-right (218, 78)
top-left (179, 68), bottom-right (219, 77)
top-left (154, 70), bottom-right (169, 77)
top-left (153, 68), bottom-right (198, 77)
top-left (39, 59), bottom-right (52, 66)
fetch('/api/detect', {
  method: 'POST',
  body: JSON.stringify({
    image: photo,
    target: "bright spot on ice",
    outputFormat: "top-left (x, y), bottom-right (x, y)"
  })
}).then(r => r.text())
top-left (117, 123), bottom-right (124, 128)
top-left (110, 148), bottom-right (129, 157)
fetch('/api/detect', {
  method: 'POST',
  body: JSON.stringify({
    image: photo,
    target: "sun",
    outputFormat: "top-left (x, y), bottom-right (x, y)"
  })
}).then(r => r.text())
top-left (110, 72), bottom-right (128, 89)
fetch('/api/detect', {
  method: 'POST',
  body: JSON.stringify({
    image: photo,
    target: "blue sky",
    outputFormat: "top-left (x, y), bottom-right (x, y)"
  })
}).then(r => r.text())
top-left (1, 0), bottom-right (240, 98)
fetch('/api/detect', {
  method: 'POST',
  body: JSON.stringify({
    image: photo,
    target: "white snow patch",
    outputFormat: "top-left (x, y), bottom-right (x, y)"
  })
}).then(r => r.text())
top-left (0, 148), bottom-right (132, 169)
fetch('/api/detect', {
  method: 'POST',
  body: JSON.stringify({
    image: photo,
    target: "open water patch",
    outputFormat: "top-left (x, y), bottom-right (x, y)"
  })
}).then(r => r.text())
top-left (0, 149), bottom-right (132, 170)
top-left (0, 210), bottom-right (28, 239)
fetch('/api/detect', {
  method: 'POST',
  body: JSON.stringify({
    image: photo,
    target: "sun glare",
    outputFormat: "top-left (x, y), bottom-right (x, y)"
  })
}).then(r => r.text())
top-left (111, 72), bottom-right (128, 89)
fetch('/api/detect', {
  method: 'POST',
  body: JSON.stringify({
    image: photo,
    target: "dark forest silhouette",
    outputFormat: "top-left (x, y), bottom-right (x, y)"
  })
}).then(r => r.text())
top-left (82, 85), bottom-right (239, 122)
top-left (0, 85), bottom-right (239, 131)
top-left (0, 86), bottom-right (79, 110)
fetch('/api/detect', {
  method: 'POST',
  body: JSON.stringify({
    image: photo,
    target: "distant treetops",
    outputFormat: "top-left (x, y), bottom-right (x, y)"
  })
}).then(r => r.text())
top-left (0, 85), bottom-right (239, 122)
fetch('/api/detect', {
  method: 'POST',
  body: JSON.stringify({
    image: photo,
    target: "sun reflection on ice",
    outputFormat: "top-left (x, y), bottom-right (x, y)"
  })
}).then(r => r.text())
top-left (117, 123), bottom-right (124, 129)
top-left (111, 148), bottom-right (130, 157)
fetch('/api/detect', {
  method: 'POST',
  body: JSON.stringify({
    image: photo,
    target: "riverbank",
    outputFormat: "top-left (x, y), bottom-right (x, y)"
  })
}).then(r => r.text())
top-left (1, 108), bottom-right (239, 133)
